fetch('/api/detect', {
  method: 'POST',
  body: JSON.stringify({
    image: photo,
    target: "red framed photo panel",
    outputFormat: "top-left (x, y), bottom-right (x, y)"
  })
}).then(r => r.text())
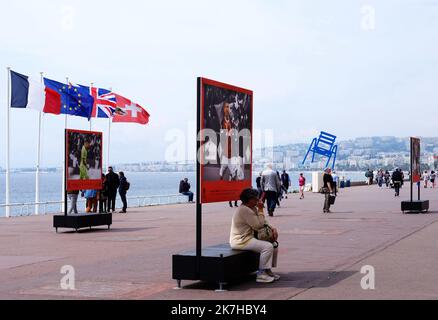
top-left (199, 78), bottom-right (253, 204)
top-left (65, 129), bottom-right (103, 191)
top-left (411, 137), bottom-right (421, 183)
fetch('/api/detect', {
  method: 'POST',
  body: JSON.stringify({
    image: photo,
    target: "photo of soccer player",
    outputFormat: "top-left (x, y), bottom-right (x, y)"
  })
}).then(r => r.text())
top-left (66, 130), bottom-right (103, 191)
top-left (201, 81), bottom-right (252, 182)
top-left (198, 78), bottom-right (253, 204)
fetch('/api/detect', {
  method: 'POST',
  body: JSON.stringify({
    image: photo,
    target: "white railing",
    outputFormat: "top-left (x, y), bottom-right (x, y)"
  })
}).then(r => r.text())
top-left (0, 194), bottom-right (193, 218)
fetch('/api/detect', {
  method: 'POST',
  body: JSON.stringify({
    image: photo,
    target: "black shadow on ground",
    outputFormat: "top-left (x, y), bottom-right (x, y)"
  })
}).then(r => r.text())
top-left (60, 227), bottom-right (157, 234)
top-left (181, 270), bottom-right (357, 291)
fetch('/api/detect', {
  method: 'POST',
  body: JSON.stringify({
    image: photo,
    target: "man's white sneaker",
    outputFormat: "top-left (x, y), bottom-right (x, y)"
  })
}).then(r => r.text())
top-left (256, 272), bottom-right (275, 283)
top-left (266, 271), bottom-right (281, 281)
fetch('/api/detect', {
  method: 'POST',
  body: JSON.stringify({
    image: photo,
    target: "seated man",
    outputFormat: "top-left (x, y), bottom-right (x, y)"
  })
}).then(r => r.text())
top-left (179, 178), bottom-right (194, 203)
top-left (230, 188), bottom-right (280, 283)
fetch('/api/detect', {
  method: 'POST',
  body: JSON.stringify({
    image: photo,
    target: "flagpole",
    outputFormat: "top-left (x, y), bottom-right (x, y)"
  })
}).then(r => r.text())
top-left (107, 87), bottom-right (112, 171)
top-left (35, 72), bottom-right (44, 215)
top-left (5, 67), bottom-right (11, 218)
top-left (107, 117), bottom-right (111, 170)
top-left (89, 82), bottom-right (93, 132)
top-left (61, 77), bottom-right (69, 213)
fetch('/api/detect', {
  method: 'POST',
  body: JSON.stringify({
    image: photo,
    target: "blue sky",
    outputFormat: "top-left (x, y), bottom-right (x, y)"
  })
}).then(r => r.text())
top-left (1, 0), bottom-right (438, 168)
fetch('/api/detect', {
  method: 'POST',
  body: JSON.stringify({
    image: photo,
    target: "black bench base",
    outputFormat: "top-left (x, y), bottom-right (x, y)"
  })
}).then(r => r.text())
top-left (53, 213), bottom-right (112, 232)
top-left (173, 244), bottom-right (260, 290)
top-left (402, 201), bottom-right (430, 214)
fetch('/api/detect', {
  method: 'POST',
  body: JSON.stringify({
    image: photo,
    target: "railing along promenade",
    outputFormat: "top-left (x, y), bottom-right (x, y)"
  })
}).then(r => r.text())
top-left (0, 194), bottom-right (192, 217)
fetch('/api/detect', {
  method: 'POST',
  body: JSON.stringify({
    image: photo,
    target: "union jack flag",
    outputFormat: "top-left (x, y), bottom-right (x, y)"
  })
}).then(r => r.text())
top-left (80, 86), bottom-right (117, 118)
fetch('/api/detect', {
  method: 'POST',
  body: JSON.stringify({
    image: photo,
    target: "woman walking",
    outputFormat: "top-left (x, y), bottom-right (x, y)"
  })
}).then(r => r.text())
top-left (299, 173), bottom-right (306, 200)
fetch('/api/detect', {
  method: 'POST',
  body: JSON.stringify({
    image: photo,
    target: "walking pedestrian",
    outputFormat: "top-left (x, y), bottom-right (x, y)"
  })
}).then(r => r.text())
top-left (118, 172), bottom-right (129, 213)
top-left (423, 171), bottom-right (430, 188)
top-left (392, 168), bottom-right (403, 197)
top-left (365, 169), bottom-right (374, 185)
top-left (377, 170), bottom-right (384, 188)
top-left (106, 167), bottom-right (120, 213)
top-left (281, 170), bottom-right (291, 199)
top-left (261, 164), bottom-right (281, 217)
top-left (299, 173), bottom-right (306, 200)
top-left (430, 171), bottom-right (436, 188)
top-left (276, 171), bottom-right (282, 207)
top-left (384, 170), bottom-right (391, 188)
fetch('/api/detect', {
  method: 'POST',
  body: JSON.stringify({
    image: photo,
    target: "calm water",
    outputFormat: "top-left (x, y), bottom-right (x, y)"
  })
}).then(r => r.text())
top-left (0, 171), bottom-right (366, 217)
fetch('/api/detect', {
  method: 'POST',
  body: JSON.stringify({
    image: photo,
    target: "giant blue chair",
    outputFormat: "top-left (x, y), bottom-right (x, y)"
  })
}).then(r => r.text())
top-left (302, 131), bottom-right (338, 170)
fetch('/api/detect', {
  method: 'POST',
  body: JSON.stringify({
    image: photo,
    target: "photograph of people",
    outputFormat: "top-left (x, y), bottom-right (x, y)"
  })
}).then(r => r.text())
top-left (80, 139), bottom-right (91, 180)
top-left (67, 132), bottom-right (102, 181)
top-left (412, 138), bottom-right (421, 182)
top-left (202, 84), bottom-right (252, 182)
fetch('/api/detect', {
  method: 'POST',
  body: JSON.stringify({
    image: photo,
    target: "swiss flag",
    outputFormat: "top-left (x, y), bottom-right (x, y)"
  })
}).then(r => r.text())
top-left (112, 93), bottom-right (150, 125)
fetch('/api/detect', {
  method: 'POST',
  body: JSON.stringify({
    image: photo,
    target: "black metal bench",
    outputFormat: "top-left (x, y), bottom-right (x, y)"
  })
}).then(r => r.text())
top-left (172, 243), bottom-right (260, 291)
top-left (53, 213), bottom-right (112, 233)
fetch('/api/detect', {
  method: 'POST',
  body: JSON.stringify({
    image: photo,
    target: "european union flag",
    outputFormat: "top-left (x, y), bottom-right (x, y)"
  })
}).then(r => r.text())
top-left (44, 78), bottom-right (94, 119)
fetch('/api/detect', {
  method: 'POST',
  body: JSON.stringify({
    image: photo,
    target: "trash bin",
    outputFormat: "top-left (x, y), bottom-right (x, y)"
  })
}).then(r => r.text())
top-left (346, 180), bottom-right (351, 188)
top-left (340, 181), bottom-right (345, 189)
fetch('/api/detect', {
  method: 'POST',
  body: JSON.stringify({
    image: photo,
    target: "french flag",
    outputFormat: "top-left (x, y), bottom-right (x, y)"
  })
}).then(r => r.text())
top-left (10, 70), bottom-right (61, 115)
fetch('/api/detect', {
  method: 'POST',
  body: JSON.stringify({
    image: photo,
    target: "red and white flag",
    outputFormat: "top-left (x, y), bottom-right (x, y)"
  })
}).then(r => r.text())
top-left (112, 93), bottom-right (150, 125)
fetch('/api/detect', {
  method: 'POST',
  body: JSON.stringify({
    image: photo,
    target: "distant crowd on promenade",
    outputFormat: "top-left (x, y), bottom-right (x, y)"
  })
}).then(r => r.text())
top-left (67, 166), bottom-right (130, 215)
top-left (365, 168), bottom-right (438, 197)
top-left (179, 164), bottom-right (343, 215)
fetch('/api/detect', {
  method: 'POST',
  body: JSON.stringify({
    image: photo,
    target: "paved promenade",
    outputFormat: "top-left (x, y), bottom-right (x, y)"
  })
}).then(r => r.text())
top-left (1, 185), bottom-right (438, 300)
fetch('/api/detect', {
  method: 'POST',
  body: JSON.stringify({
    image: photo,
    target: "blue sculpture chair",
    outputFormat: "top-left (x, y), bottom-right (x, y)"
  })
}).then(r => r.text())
top-left (302, 131), bottom-right (338, 170)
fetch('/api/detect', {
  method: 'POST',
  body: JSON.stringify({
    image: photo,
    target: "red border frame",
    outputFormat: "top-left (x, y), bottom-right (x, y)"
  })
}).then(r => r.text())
top-left (199, 78), bottom-right (253, 204)
top-left (411, 137), bottom-right (421, 183)
top-left (65, 129), bottom-right (103, 191)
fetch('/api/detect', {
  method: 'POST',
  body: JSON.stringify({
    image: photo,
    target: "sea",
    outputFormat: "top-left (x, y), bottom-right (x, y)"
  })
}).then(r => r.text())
top-left (0, 171), bottom-right (367, 217)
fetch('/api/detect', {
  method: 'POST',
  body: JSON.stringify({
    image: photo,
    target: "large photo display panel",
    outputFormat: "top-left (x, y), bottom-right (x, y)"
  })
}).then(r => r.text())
top-left (411, 137), bottom-right (421, 183)
top-left (66, 129), bottom-right (103, 191)
top-left (199, 78), bottom-right (253, 203)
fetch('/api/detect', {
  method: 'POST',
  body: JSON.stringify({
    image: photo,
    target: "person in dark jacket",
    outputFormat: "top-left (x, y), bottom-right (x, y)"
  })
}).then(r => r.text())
top-left (118, 171), bottom-right (129, 213)
top-left (281, 170), bottom-right (290, 199)
top-left (179, 178), bottom-right (194, 202)
top-left (99, 174), bottom-right (108, 213)
top-left (322, 168), bottom-right (334, 213)
top-left (256, 173), bottom-right (263, 198)
top-left (106, 167), bottom-right (120, 213)
top-left (392, 168), bottom-right (403, 197)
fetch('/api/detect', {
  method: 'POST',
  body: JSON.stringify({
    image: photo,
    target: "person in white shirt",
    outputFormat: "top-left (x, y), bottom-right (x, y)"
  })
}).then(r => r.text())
top-left (424, 171), bottom-right (430, 188)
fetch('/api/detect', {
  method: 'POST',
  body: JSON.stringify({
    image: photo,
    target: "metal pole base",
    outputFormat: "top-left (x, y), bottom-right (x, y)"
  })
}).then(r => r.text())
top-left (215, 283), bottom-right (228, 292)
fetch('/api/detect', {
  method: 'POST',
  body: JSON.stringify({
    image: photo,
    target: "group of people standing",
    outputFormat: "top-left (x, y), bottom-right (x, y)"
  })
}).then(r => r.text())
top-left (67, 167), bottom-right (130, 215)
top-left (422, 171), bottom-right (437, 188)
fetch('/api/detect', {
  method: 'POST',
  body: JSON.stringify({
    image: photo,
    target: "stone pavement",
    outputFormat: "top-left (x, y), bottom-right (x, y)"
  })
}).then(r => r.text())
top-left (1, 185), bottom-right (438, 300)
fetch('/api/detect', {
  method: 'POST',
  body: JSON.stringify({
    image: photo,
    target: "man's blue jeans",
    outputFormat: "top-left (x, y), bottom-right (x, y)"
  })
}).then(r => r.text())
top-left (265, 191), bottom-right (277, 214)
top-left (182, 192), bottom-right (194, 202)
